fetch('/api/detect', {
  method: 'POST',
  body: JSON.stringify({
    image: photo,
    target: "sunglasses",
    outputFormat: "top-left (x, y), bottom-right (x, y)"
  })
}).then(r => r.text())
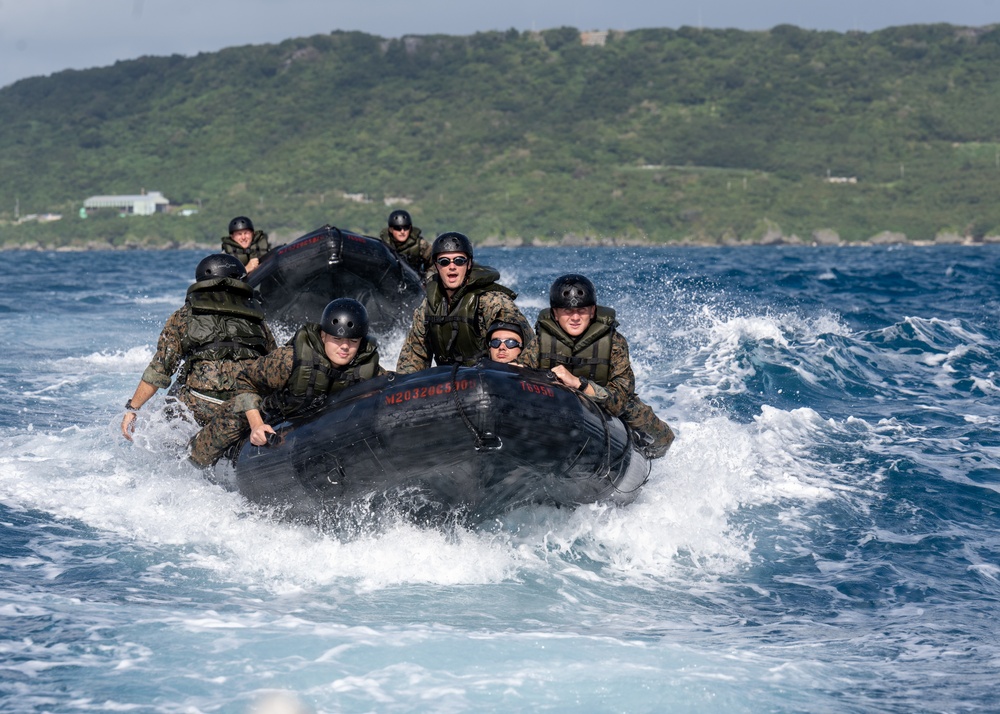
top-left (391, 225), bottom-right (411, 231)
top-left (435, 256), bottom-right (469, 267)
top-left (489, 338), bottom-right (522, 349)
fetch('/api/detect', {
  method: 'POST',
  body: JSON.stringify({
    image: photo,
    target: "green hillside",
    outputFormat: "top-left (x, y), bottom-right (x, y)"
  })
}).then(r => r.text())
top-left (3, 24), bottom-right (1000, 249)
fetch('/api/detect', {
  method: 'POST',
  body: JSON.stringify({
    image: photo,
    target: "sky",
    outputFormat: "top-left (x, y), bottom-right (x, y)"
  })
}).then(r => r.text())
top-left (1, 0), bottom-right (999, 89)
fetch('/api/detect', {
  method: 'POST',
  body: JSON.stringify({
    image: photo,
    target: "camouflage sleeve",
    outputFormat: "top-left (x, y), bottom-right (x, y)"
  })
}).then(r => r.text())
top-left (594, 333), bottom-right (636, 416)
top-left (519, 337), bottom-right (540, 369)
top-left (477, 292), bottom-right (536, 358)
top-left (231, 346), bottom-right (295, 413)
top-left (140, 307), bottom-right (187, 389)
top-left (419, 238), bottom-right (433, 268)
top-left (394, 302), bottom-right (432, 374)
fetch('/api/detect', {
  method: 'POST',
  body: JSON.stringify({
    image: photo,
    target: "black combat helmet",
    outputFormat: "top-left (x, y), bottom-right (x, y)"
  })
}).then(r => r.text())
top-left (388, 210), bottom-right (412, 230)
top-left (228, 216), bottom-right (254, 234)
top-left (432, 232), bottom-right (474, 259)
top-left (196, 253), bottom-right (247, 282)
top-left (549, 274), bottom-right (597, 309)
top-left (486, 320), bottom-right (524, 342)
top-left (320, 298), bottom-right (369, 339)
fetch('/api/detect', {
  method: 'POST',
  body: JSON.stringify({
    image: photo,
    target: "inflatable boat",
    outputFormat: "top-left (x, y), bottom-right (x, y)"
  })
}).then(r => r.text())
top-left (233, 362), bottom-right (651, 527)
top-left (247, 225), bottom-right (425, 337)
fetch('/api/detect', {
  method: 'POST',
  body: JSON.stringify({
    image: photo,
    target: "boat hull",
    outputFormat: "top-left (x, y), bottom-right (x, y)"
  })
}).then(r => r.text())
top-left (234, 364), bottom-right (650, 526)
top-left (248, 225), bottom-right (425, 336)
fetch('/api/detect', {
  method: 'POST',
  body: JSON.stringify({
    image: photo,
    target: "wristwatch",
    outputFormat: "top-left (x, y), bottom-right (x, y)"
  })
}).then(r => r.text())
top-left (125, 400), bottom-right (139, 412)
top-left (577, 377), bottom-right (589, 391)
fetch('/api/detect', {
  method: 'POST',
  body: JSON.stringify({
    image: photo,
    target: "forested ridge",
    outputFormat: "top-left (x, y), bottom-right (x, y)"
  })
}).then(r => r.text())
top-left (3, 23), bottom-right (1000, 248)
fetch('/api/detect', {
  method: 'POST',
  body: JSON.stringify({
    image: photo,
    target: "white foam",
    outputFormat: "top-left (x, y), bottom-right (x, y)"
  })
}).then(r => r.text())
top-left (53, 346), bottom-right (154, 373)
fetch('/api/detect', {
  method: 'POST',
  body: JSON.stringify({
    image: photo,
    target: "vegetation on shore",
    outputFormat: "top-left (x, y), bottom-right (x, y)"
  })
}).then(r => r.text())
top-left (3, 24), bottom-right (1000, 249)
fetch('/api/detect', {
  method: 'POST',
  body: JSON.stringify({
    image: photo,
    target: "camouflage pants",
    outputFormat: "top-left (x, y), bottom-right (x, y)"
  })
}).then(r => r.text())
top-left (621, 396), bottom-right (675, 459)
top-left (166, 384), bottom-right (230, 427)
top-left (188, 398), bottom-right (249, 468)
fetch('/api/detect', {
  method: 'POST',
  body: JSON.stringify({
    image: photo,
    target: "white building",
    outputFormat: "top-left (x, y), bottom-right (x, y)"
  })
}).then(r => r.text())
top-left (83, 190), bottom-right (170, 216)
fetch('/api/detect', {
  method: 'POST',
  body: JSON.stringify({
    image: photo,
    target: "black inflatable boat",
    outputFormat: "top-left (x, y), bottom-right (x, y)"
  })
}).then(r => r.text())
top-left (247, 225), bottom-right (425, 337)
top-left (233, 362), bottom-right (651, 526)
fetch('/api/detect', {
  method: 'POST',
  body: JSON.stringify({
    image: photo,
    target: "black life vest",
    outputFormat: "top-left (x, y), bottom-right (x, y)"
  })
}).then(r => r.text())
top-left (221, 230), bottom-right (270, 265)
top-left (534, 306), bottom-right (617, 385)
top-left (183, 277), bottom-right (270, 363)
top-left (268, 323), bottom-right (380, 418)
top-left (424, 264), bottom-right (518, 366)
top-left (379, 226), bottom-right (428, 273)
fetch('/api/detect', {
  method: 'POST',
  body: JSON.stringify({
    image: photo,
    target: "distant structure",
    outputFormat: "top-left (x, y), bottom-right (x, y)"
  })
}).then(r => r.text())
top-left (83, 190), bottom-right (170, 216)
top-left (580, 31), bottom-right (609, 47)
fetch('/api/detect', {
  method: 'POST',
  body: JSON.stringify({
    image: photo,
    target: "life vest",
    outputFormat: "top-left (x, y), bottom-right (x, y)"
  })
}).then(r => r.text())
top-left (267, 323), bottom-right (380, 418)
top-left (221, 230), bottom-right (270, 265)
top-left (182, 277), bottom-right (270, 364)
top-left (424, 264), bottom-right (518, 366)
top-left (534, 306), bottom-right (617, 385)
top-left (379, 226), bottom-right (428, 272)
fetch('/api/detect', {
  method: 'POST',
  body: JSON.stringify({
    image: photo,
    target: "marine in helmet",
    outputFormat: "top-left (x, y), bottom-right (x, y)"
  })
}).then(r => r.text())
top-left (221, 216), bottom-right (270, 274)
top-left (485, 321), bottom-right (525, 365)
top-left (521, 274), bottom-right (675, 459)
top-left (395, 232), bottom-right (533, 374)
top-left (189, 298), bottom-right (387, 467)
top-left (121, 254), bottom-right (277, 441)
top-left (378, 209), bottom-right (433, 279)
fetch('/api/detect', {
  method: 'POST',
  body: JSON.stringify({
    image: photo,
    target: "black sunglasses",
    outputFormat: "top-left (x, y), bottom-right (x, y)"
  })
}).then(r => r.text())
top-left (391, 225), bottom-right (411, 231)
top-left (489, 338), bottom-right (522, 349)
top-left (435, 256), bottom-right (469, 267)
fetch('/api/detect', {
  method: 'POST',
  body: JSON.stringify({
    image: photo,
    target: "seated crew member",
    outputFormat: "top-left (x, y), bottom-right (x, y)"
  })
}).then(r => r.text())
top-left (221, 216), bottom-right (270, 274)
top-left (121, 254), bottom-right (277, 441)
top-left (395, 232), bottom-right (532, 374)
top-left (521, 274), bottom-right (675, 459)
top-left (485, 321), bottom-right (524, 365)
top-left (189, 298), bottom-right (386, 467)
top-left (378, 209), bottom-right (433, 279)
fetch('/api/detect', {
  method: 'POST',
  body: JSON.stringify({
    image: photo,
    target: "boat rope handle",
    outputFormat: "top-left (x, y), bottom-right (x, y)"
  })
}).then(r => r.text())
top-left (450, 363), bottom-right (501, 451)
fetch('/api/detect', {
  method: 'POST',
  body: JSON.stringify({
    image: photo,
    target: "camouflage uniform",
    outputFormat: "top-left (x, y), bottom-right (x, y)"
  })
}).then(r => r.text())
top-left (221, 229), bottom-right (270, 266)
top-left (522, 312), bottom-right (674, 459)
top-left (378, 225), bottom-right (433, 278)
top-left (189, 335), bottom-right (386, 467)
top-left (142, 304), bottom-right (277, 426)
top-left (396, 264), bottom-right (533, 374)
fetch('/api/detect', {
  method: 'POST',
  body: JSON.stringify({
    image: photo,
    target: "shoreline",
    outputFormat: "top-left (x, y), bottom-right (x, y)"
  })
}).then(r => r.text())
top-left (4, 228), bottom-right (1000, 252)
top-left (4, 238), bottom-right (1000, 252)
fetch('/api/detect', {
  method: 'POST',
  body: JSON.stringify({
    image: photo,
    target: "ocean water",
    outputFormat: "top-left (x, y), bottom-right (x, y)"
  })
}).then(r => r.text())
top-left (1, 245), bottom-right (999, 713)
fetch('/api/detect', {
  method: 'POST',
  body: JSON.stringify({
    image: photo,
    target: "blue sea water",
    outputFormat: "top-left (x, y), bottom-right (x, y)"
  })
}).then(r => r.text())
top-left (1, 245), bottom-right (999, 713)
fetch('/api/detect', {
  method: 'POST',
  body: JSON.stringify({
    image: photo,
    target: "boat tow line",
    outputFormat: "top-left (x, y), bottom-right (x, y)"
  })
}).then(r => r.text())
top-left (451, 363), bottom-right (502, 451)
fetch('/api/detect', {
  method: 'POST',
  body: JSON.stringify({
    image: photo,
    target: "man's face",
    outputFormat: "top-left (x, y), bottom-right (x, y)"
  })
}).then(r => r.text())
top-left (390, 225), bottom-right (411, 244)
top-left (488, 329), bottom-right (523, 363)
top-left (434, 252), bottom-right (470, 292)
top-left (231, 229), bottom-right (253, 248)
top-left (322, 333), bottom-right (362, 367)
top-left (553, 306), bottom-right (596, 337)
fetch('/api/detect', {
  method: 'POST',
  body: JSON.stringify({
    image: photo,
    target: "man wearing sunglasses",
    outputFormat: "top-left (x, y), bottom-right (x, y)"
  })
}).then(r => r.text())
top-left (378, 209), bottom-right (433, 279)
top-left (521, 274), bottom-right (674, 460)
top-left (485, 321), bottom-right (524, 364)
top-left (396, 232), bottom-right (532, 374)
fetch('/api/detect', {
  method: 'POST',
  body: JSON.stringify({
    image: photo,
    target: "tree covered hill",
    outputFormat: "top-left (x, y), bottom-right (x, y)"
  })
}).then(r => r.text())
top-left (3, 23), bottom-right (1000, 249)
